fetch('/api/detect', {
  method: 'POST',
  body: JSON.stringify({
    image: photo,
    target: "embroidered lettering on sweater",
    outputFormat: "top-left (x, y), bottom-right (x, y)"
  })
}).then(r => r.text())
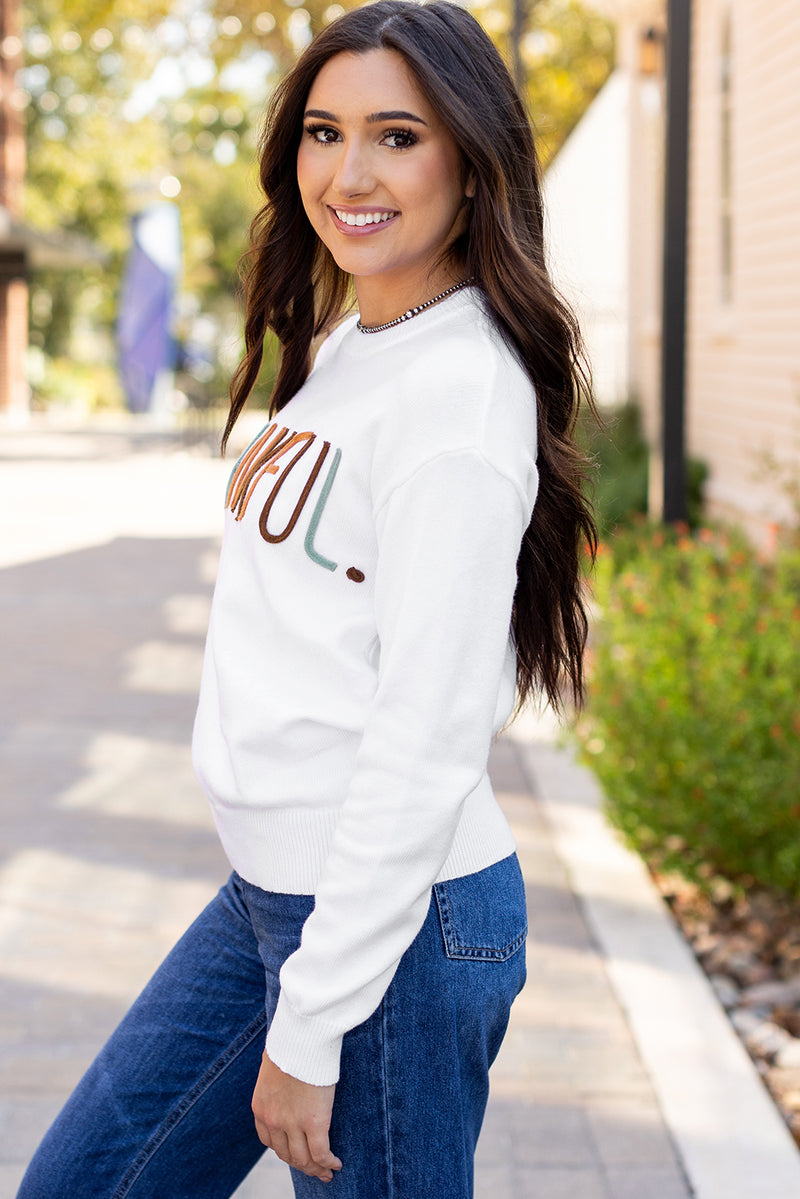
top-left (225, 423), bottom-right (364, 581)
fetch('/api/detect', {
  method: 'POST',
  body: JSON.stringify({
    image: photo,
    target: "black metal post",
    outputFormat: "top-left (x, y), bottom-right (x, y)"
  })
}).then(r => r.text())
top-left (660, 0), bottom-right (692, 523)
top-left (511, 0), bottom-right (528, 92)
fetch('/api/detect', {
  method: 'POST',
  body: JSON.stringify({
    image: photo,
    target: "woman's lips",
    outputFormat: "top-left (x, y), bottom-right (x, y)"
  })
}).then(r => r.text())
top-left (328, 207), bottom-right (400, 237)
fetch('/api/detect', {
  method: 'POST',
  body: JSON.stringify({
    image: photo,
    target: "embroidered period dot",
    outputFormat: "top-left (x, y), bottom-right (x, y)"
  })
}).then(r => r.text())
top-left (346, 567), bottom-right (365, 583)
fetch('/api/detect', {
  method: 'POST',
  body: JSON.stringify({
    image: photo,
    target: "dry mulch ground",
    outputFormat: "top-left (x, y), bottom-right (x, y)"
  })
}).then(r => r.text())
top-left (652, 868), bottom-right (800, 1148)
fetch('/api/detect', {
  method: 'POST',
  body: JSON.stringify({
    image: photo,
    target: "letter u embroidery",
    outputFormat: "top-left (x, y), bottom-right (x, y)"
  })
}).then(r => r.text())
top-left (259, 434), bottom-right (319, 543)
top-left (227, 422), bottom-right (363, 582)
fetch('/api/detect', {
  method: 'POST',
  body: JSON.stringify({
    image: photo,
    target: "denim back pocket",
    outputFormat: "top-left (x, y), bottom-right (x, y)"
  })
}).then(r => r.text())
top-left (433, 853), bottom-right (527, 962)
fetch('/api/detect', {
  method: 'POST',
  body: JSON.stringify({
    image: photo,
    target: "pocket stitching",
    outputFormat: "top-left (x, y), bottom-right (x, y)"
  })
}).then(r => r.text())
top-left (433, 880), bottom-right (528, 962)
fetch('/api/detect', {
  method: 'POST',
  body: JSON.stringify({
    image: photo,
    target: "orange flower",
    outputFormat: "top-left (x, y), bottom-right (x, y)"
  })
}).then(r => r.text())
top-left (765, 521), bottom-right (779, 554)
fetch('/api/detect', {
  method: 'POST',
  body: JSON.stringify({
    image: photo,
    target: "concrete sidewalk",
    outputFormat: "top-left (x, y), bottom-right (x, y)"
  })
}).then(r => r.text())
top-left (1, 417), bottom-right (798, 1198)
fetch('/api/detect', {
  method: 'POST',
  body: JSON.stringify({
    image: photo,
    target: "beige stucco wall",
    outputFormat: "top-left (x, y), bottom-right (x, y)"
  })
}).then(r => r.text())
top-left (686, 0), bottom-right (800, 542)
top-left (623, 19), bottom-right (665, 455)
top-left (608, 16), bottom-right (666, 443)
top-left (543, 69), bottom-right (632, 407)
top-left (544, 8), bottom-right (667, 420)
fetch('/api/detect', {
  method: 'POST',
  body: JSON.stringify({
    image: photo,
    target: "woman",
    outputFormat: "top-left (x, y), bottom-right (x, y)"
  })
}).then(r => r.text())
top-left (18, 2), bottom-right (596, 1196)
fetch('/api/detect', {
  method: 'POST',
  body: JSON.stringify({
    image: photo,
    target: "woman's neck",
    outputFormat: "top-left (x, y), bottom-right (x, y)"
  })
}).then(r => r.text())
top-left (354, 265), bottom-right (466, 329)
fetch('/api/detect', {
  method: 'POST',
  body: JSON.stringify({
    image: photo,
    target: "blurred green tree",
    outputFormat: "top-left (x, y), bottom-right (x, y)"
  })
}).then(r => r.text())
top-left (470, 0), bottom-right (615, 165)
top-left (22, 0), bottom-right (172, 367)
top-left (21, 0), bottom-right (613, 403)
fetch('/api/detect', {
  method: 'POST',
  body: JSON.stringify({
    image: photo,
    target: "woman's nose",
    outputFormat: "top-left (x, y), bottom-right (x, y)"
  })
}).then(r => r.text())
top-left (333, 140), bottom-right (375, 198)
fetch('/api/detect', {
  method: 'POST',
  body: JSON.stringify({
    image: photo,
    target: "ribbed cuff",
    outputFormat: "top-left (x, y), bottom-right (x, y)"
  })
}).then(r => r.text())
top-left (266, 990), bottom-right (344, 1086)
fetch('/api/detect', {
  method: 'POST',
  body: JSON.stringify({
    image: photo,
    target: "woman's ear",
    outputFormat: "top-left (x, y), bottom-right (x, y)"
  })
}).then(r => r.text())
top-left (464, 169), bottom-right (476, 199)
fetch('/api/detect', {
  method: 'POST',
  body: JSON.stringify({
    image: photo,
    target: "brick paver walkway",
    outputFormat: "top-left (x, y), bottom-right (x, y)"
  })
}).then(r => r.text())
top-left (0, 419), bottom-right (690, 1198)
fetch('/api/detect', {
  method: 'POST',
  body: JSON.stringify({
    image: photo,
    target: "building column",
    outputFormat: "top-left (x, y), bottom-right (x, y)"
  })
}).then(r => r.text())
top-left (0, 0), bottom-right (28, 417)
top-left (0, 273), bottom-right (28, 416)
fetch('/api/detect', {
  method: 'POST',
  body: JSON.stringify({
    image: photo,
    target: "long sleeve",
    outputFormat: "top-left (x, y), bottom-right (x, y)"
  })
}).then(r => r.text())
top-left (265, 447), bottom-right (537, 1085)
top-left (192, 288), bottom-right (540, 1083)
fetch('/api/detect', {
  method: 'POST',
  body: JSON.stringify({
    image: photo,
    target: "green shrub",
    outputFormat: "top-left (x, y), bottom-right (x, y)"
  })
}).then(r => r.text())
top-left (578, 402), bottom-right (708, 534)
top-left (575, 521), bottom-right (800, 896)
top-left (32, 356), bottom-right (125, 412)
top-left (578, 403), bottom-right (649, 535)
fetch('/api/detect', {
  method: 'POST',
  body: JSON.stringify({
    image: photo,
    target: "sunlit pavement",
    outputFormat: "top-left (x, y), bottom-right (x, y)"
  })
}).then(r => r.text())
top-left (3, 412), bottom-right (781, 1199)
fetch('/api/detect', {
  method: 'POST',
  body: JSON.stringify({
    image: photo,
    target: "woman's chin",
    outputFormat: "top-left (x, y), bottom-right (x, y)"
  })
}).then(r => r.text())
top-left (326, 252), bottom-right (396, 282)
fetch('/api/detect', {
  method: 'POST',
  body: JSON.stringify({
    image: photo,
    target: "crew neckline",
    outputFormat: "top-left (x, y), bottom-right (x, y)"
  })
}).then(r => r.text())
top-left (339, 284), bottom-right (485, 358)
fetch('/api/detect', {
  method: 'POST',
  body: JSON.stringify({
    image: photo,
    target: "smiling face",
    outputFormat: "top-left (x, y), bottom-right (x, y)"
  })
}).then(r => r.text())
top-left (296, 48), bottom-right (472, 322)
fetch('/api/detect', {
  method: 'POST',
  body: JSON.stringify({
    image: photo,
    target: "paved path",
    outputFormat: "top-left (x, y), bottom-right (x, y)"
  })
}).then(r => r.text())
top-left (0, 415), bottom-right (791, 1199)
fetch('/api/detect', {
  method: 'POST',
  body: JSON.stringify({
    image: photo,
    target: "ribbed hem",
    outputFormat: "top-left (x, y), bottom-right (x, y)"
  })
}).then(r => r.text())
top-left (209, 774), bottom-right (516, 895)
top-left (209, 804), bottom-right (341, 895)
top-left (266, 990), bottom-right (343, 1085)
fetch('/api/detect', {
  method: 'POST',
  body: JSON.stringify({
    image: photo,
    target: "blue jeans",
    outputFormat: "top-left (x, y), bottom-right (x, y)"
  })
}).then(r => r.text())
top-left (17, 854), bottom-right (527, 1199)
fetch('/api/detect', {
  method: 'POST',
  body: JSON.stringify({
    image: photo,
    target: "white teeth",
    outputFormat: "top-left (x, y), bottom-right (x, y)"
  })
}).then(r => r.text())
top-left (334, 209), bottom-right (396, 227)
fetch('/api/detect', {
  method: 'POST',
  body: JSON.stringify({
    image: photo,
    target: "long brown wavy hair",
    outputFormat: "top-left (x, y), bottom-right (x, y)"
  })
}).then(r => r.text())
top-left (223, 0), bottom-right (598, 714)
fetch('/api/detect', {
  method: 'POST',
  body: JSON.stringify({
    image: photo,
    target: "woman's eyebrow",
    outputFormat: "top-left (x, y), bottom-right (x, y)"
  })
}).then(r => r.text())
top-left (367, 110), bottom-right (427, 125)
top-left (303, 108), bottom-right (428, 126)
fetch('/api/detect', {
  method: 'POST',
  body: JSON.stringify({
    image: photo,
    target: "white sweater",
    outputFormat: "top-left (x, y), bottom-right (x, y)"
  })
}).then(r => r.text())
top-left (192, 287), bottom-right (539, 1085)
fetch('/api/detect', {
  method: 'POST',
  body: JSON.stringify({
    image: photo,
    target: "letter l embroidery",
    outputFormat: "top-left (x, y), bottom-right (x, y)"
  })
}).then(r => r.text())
top-left (304, 447), bottom-right (342, 571)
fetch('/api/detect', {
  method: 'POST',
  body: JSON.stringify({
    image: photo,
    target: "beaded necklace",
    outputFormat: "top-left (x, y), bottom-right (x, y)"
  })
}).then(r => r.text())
top-left (356, 278), bottom-right (474, 334)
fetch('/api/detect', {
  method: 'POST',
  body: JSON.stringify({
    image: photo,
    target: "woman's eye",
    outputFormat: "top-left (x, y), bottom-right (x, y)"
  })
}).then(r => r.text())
top-left (383, 129), bottom-right (418, 150)
top-left (305, 124), bottom-right (340, 145)
top-left (302, 124), bottom-right (417, 149)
